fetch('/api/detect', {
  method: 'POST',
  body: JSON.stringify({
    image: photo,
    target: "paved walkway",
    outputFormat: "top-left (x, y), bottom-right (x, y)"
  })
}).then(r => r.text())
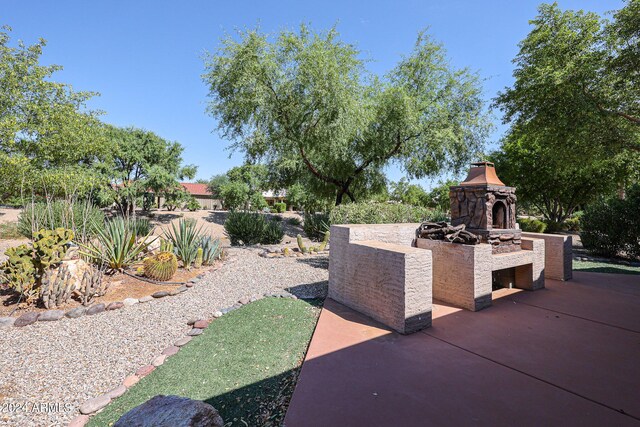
top-left (285, 271), bottom-right (640, 427)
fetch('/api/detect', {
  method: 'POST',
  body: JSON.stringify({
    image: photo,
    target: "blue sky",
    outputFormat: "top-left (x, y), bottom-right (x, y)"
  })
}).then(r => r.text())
top-left (3, 0), bottom-right (623, 189)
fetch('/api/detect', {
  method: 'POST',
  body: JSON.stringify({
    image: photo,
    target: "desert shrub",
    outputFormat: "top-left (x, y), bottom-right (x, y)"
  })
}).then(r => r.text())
top-left (303, 212), bottom-right (331, 241)
top-left (80, 218), bottom-right (151, 270)
top-left (224, 212), bottom-right (285, 246)
top-left (274, 202), bottom-right (286, 213)
top-left (1, 228), bottom-right (73, 304)
top-left (270, 214), bottom-right (283, 222)
top-left (287, 217), bottom-right (302, 226)
top-left (186, 198), bottom-right (201, 212)
top-left (164, 219), bottom-right (207, 269)
top-left (224, 212), bottom-right (265, 246)
top-left (329, 202), bottom-right (445, 226)
top-left (262, 220), bottom-right (285, 244)
top-left (564, 211), bottom-right (583, 232)
top-left (18, 200), bottom-right (105, 243)
top-left (518, 217), bottom-right (547, 233)
top-left (127, 218), bottom-right (152, 237)
top-left (581, 185), bottom-right (640, 258)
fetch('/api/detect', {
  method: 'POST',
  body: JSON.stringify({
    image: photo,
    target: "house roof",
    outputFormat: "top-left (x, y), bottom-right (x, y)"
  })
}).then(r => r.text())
top-left (180, 183), bottom-right (212, 196)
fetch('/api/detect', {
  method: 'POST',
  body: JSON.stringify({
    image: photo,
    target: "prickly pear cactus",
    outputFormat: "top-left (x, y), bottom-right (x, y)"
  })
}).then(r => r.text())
top-left (144, 251), bottom-right (178, 281)
top-left (2, 244), bottom-right (38, 303)
top-left (297, 234), bottom-right (308, 254)
top-left (194, 247), bottom-right (203, 269)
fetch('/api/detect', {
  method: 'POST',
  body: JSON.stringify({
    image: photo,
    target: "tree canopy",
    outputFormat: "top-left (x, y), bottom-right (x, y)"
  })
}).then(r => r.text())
top-left (0, 26), bottom-right (110, 201)
top-left (203, 25), bottom-right (491, 205)
top-left (494, 2), bottom-right (640, 158)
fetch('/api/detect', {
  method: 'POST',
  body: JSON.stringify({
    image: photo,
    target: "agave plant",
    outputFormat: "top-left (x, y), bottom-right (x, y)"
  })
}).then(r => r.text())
top-left (80, 217), bottom-right (151, 270)
top-left (163, 219), bottom-right (206, 269)
top-left (199, 236), bottom-right (221, 265)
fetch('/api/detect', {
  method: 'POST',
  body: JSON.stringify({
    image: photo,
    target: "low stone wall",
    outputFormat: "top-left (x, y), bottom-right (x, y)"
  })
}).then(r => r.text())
top-left (416, 237), bottom-right (545, 311)
top-left (329, 224), bottom-right (432, 334)
top-left (521, 232), bottom-right (572, 281)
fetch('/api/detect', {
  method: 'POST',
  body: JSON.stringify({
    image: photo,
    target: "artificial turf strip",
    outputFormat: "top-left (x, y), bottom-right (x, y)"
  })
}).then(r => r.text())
top-left (89, 297), bottom-right (323, 427)
top-left (573, 260), bottom-right (640, 275)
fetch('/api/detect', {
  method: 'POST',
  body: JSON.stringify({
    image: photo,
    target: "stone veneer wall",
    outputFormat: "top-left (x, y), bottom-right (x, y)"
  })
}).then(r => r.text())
top-left (329, 224), bottom-right (432, 334)
top-left (521, 232), bottom-right (573, 281)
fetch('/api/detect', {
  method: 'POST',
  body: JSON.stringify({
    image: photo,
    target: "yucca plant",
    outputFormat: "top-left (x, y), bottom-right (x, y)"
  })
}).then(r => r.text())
top-left (163, 219), bottom-right (206, 269)
top-left (80, 218), bottom-right (151, 270)
top-left (128, 218), bottom-right (152, 237)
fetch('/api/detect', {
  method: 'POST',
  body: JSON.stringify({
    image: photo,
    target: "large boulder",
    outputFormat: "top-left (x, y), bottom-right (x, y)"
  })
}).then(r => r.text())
top-left (114, 395), bottom-right (224, 427)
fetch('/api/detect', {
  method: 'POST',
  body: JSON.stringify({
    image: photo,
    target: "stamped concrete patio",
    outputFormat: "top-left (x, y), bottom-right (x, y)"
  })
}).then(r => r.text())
top-left (285, 271), bottom-right (640, 426)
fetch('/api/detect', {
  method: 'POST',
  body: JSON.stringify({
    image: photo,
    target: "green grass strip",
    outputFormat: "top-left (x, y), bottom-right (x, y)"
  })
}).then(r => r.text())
top-left (573, 260), bottom-right (640, 275)
top-left (89, 298), bottom-right (322, 426)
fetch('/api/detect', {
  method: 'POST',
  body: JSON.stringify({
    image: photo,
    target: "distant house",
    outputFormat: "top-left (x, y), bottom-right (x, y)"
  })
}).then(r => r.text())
top-left (155, 183), bottom-right (222, 210)
top-left (262, 189), bottom-right (287, 208)
top-left (179, 183), bottom-right (222, 210)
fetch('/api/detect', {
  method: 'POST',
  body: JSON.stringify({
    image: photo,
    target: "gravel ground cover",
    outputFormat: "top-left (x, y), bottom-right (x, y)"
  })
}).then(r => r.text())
top-left (0, 248), bottom-right (328, 426)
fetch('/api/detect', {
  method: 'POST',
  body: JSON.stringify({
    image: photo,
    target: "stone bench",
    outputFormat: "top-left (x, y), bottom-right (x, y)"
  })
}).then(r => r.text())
top-left (521, 232), bottom-right (572, 281)
top-left (329, 224), bottom-right (432, 334)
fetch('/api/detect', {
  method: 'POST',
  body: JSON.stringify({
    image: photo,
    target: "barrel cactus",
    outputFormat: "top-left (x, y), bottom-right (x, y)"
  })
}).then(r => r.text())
top-left (144, 251), bottom-right (178, 281)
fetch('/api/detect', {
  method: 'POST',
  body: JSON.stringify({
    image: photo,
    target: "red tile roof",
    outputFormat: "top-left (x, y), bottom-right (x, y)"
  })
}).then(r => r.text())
top-left (180, 183), bottom-right (212, 196)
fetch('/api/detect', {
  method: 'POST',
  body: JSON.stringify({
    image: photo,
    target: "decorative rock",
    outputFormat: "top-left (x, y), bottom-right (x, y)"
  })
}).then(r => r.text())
top-left (107, 302), bottom-right (124, 311)
top-left (239, 298), bottom-right (250, 305)
top-left (114, 395), bottom-right (224, 427)
top-left (188, 277), bottom-right (199, 283)
top-left (177, 285), bottom-right (188, 293)
top-left (162, 346), bottom-right (180, 356)
top-left (139, 295), bottom-right (153, 303)
top-left (135, 365), bottom-right (155, 378)
top-left (193, 320), bottom-right (209, 329)
top-left (0, 317), bottom-right (16, 328)
top-left (38, 309), bottom-right (65, 321)
top-left (14, 312), bottom-right (39, 327)
top-left (185, 282), bottom-right (194, 288)
top-left (123, 298), bottom-right (139, 307)
top-left (68, 414), bottom-right (90, 427)
top-left (152, 291), bottom-right (169, 298)
top-left (152, 354), bottom-right (167, 367)
top-left (86, 303), bottom-right (106, 315)
top-left (169, 288), bottom-right (180, 296)
top-left (187, 318), bottom-right (198, 325)
top-left (250, 296), bottom-right (259, 302)
top-left (107, 385), bottom-right (127, 399)
top-left (66, 306), bottom-right (87, 318)
top-left (123, 375), bottom-right (140, 388)
top-left (174, 336), bottom-right (192, 347)
top-left (187, 328), bottom-right (203, 336)
top-left (79, 395), bottom-right (111, 415)
top-left (213, 311), bottom-right (223, 318)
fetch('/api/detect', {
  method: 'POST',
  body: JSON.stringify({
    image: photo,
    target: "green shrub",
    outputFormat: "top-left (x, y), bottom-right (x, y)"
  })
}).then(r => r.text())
top-left (127, 218), bottom-right (152, 237)
top-left (564, 211), bottom-right (583, 232)
top-left (224, 212), bottom-right (285, 246)
top-left (303, 213), bottom-right (330, 241)
top-left (186, 198), bottom-right (200, 212)
top-left (287, 217), bottom-right (302, 226)
top-left (224, 212), bottom-right (265, 246)
top-left (581, 185), bottom-right (640, 258)
top-left (518, 217), bottom-right (547, 233)
top-left (164, 219), bottom-right (207, 269)
top-left (274, 202), bottom-right (286, 213)
top-left (262, 220), bottom-right (285, 244)
top-left (271, 214), bottom-right (283, 221)
top-left (0, 223), bottom-right (21, 239)
top-left (329, 202), bottom-right (446, 226)
top-left (80, 218), bottom-right (151, 270)
top-left (18, 200), bottom-right (105, 243)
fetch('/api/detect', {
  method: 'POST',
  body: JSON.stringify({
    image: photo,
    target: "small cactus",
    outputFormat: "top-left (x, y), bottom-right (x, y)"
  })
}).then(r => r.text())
top-left (297, 234), bottom-right (308, 254)
top-left (283, 247), bottom-right (291, 257)
top-left (79, 266), bottom-right (106, 306)
top-left (41, 264), bottom-right (74, 308)
top-left (318, 231), bottom-right (330, 251)
top-left (194, 247), bottom-right (203, 268)
top-left (159, 238), bottom-right (174, 254)
top-left (144, 251), bottom-right (178, 281)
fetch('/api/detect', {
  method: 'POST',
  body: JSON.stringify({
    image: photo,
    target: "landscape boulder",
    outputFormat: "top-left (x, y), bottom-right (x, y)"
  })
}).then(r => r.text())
top-left (114, 395), bottom-right (223, 427)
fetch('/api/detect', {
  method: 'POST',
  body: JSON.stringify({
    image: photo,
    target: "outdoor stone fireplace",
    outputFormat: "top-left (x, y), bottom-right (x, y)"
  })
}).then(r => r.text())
top-left (450, 162), bottom-right (521, 254)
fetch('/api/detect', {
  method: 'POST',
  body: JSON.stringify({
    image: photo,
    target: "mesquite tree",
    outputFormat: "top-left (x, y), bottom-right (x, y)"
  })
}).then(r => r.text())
top-left (203, 26), bottom-right (490, 205)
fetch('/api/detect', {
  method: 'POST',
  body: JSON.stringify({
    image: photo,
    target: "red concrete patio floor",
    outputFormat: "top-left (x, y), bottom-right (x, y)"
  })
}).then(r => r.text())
top-left (285, 271), bottom-right (640, 427)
